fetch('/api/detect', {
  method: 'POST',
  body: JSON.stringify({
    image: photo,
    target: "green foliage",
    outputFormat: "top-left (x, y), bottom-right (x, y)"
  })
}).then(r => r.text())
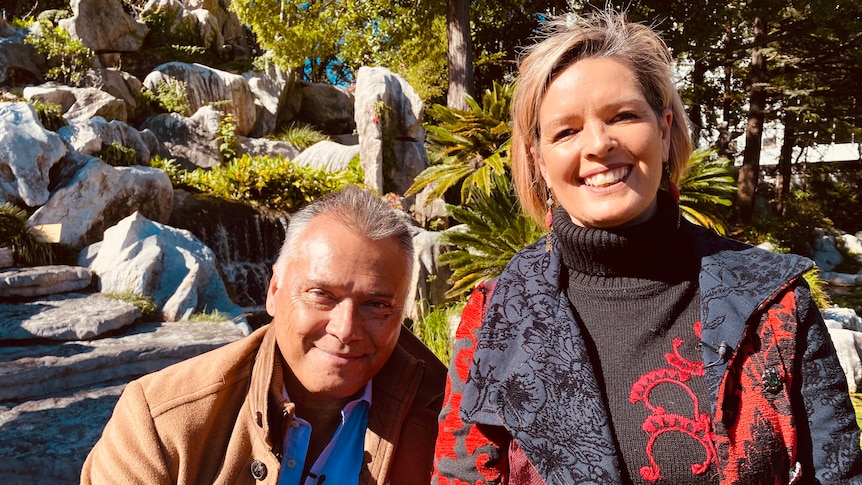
top-left (216, 110), bottom-right (239, 163)
top-left (24, 19), bottom-right (92, 84)
top-left (29, 100), bottom-right (67, 131)
top-left (742, 189), bottom-right (834, 256)
top-left (105, 290), bottom-right (157, 321)
top-left (802, 267), bottom-right (832, 309)
top-left (831, 289), bottom-right (862, 318)
top-left (96, 141), bottom-right (138, 167)
top-left (678, 148), bottom-right (736, 235)
top-left (267, 123), bottom-right (330, 150)
top-left (407, 82), bottom-right (514, 204)
top-left (186, 310), bottom-right (231, 322)
top-left (799, 165), bottom-right (862, 232)
top-left (0, 203), bottom-right (57, 266)
top-left (412, 301), bottom-right (464, 364)
top-left (145, 79), bottom-right (192, 116)
top-left (440, 173), bottom-right (544, 300)
top-left (140, 6), bottom-right (198, 50)
top-left (162, 154), bottom-right (363, 212)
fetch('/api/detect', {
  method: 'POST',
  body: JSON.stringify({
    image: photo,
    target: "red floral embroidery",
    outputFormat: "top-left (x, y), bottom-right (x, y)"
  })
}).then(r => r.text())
top-left (629, 322), bottom-right (718, 482)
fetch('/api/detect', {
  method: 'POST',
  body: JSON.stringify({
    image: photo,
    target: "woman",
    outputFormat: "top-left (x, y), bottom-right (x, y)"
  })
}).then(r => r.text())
top-left (433, 10), bottom-right (862, 485)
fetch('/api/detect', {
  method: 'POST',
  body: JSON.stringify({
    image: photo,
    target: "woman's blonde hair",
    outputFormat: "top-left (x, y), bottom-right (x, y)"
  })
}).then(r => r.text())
top-left (511, 10), bottom-right (693, 224)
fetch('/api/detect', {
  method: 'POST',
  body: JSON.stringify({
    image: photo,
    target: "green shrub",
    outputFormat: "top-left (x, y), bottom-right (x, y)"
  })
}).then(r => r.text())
top-left (96, 141), bottom-right (138, 166)
top-left (105, 290), bottom-right (157, 321)
top-left (146, 78), bottom-right (191, 116)
top-left (25, 19), bottom-right (93, 84)
top-left (161, 154), bottom-right (364, 212)
top-left (267, 123), bottom-right (330, 150)
top-left (29, 100), bottom-right (67, 131)
top-left (216, 110), bottom-right (238, 163)
top-left (0, 202), bottom-right (67, 266)
top-left (412, 301), bottom-right (464, 364)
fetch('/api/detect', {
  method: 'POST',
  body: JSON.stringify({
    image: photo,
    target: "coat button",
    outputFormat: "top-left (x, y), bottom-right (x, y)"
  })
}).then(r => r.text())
top-left (762, 367), bottom-right (783, 394)
top-left (250, 460), bottom-right (267, 480)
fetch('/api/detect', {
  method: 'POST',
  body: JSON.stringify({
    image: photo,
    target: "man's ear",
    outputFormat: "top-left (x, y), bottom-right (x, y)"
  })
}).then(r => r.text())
top-left (265, 274), bottom-right (279, 317)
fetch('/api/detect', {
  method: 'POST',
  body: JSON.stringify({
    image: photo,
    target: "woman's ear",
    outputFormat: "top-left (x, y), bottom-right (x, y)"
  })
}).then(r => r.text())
top-left (531, 145), bottom-right (552, 190)
top-left (660, 108), bottom-right (673, 163)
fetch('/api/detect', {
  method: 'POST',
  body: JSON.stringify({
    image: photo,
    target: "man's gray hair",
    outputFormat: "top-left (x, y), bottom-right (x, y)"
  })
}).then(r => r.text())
top-left (272, 185), bottom-right (414, 285)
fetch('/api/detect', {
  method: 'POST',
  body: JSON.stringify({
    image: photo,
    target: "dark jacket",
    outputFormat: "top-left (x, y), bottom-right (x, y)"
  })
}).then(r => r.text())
top-left (82, 324), bottom-right (446, 484)
top-left (433, 222), bottom-right (862, 484)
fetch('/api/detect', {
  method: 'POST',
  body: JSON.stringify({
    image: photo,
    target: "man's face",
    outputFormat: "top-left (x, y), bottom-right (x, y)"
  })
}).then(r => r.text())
top-left (266, 215), bottom-right (410, 400)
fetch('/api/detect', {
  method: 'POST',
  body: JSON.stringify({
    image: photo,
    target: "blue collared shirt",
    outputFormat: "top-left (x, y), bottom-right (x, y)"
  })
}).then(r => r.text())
top-left (277, 382), bottom-right (372, 485)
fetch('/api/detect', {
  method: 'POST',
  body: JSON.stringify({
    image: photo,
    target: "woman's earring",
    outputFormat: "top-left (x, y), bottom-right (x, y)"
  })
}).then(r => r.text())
top-left (665, 163), bottom-right (680, 201)
top-left (545, 193), bottom-right (554, 229)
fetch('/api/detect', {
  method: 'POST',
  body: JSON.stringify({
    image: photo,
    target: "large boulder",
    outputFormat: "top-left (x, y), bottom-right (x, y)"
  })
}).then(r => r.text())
top-left (58, 116), bottom-right (168, 165)
top-left (79, 211), bottom-right (249, 328)
top-left (24, 84), bottom-right (128, 123)
top-left (354, 66), bottom-right (429, 195)
top-left (143, 62), bottom-right (256, 136)
top-left (59, 0), bottom-right (149, 52)
top-left (0, 102), bottom-right (66, 207)
top-left (0, 265), bottom-right (93, 299)
top-left (0, 30), bottom-right (44, 87)
top-left (77, 68), bottom-right (145, 120)
top-left (141, 105), bottom-right (221, 169)
top-left (27, 158), bottom-right (173, 247)
top-left (243, 62), bottom-right (302, 137)
top-left (293, 140), bottom-right (360, 172)
top-left (236, 136), bottom-right (301, 161)
top-left (294, 82), bottom-right (355, 135)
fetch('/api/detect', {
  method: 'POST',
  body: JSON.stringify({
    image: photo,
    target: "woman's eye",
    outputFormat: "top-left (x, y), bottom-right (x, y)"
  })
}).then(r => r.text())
top-left (553, 128), bottom-right (579, 141)
top-left (612, 111), bottom-right (638, 122)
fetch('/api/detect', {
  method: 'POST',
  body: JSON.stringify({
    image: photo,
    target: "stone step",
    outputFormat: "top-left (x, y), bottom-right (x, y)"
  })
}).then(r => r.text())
top-left (0, 320), bottom-right (246, 403)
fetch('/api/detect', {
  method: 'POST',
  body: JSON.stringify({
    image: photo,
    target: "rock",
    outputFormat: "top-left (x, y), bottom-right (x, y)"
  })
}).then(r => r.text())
top-left (0, 34), bottom-right (43, 86)
top-left (77, 68), bottom-right (144, 119)
top-left (141, 105), bottom-right (222, 169)
top-left (0, 248), bottom-right (12, 269)
top-left (28, 158), bottom-right (173, 247)
top-left (0, 292), bottom-right (140, 341)
top-left (236, 136), bottom-right (301, 161)
top-left (0, 385), bottom-right (125, 485)
top-left (24, 84), bottom-right (128, 123)
top-left (143, 62), bottom-right (256, 136)
top-left (0, 265), bottom-right (93, 299)
top-left (0, 102), bottom-right (67, 207)
top-left (294, 81), bottom-right (355, 135)
top-left (812, 227), bottom-right (843, 271)
top-left (80, 212), bottom-right (249, 328)
top-left (827, 328), bottom-right (862, 393)
top-left (822, 306), bottom-right (862, 332)
top-left (819, 271), bottom-right (862, 287)
top-left (0, 319), bottom-right (245, 403)
top-left (243, 62), bottom-right (302, 137)
top-left (354, 66), bottom-right (429, 195)
top-left (293, 140), bottom-right (360, 172)
top-left (59, 0), bottom-right (149, 52)
top-left (407, 227), bottom-right (452, 322)
top-left (57, 116), bottom-right (168, 165)
top-left (840, 232), bottom-right (862, 256)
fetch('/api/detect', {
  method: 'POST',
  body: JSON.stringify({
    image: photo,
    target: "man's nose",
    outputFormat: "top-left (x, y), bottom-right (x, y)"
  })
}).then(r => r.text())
top-left (327, 300), bottom-right (362, 343)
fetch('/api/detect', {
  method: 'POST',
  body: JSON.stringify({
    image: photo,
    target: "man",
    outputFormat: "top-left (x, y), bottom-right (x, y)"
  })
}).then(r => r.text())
top-left (81, 186), bottom-right (446, 484)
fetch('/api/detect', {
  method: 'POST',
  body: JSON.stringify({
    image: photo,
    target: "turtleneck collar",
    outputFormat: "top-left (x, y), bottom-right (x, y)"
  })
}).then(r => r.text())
top-left (552, 191), bottom-right (697, 282)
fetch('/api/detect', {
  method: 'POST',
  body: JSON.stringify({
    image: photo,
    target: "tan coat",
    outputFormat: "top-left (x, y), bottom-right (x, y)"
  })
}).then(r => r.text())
top-left (81, 324), bottom-right (446, 484)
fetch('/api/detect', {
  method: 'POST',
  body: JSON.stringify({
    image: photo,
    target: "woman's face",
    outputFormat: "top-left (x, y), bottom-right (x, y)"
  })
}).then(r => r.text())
top-left (533, 57), bottom-right (672, 229)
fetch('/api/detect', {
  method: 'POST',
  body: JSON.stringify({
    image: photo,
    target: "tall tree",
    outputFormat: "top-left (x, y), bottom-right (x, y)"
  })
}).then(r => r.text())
top-left (736, 15), bottom-right (768, 223)
top-left (447, 0), bottom-right (474, 109)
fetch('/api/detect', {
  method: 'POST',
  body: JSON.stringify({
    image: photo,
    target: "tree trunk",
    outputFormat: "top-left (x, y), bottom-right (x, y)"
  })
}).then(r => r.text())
top-left (690, 59), bottom-right (706, 147)
top-left (446, 0), bottom-right (474, 110)
top-left (776, 119), bottom-right (796, 215)
top-left (736, 16), bottom-right (768, 224)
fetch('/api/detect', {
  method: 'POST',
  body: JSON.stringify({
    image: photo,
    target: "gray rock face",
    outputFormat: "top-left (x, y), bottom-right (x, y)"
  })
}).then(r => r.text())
top-left (0, 34), bottom-right (43, 86)
top-left (243, 63), bottom-right (302, 137)
top-left (141, 105), bottom-right (222, 169)
top-left (295, 82), bottom-right (355, 135)
top-left (80, 211), bottom-right (248, 327)
top-left (827, 328), bottom-right (862, 393)
top-left (59, 0), bottom-right (149, 52)
top-left (0, 292), bottom-right (140, 341)
top-left (0, 265), bottom-right (93, 299)
top-left (353, 66), bottom-right (429, 195)
top-left (143, 62), bottom-right (257, 136)
top-left (0, 102), bottom-right (67, 207)
top-left (293, 140), bottom-right (360, 172)
top-left (28, 158), bottom-right (174, 247)
top-left (24, 84), bottom-right (128, 123)
top-left (0, 320), bottom-right (246, 484)
top-left (237, 136), bottom-right (301, 161)
top-left (58, 116), bottom-right (168, 165)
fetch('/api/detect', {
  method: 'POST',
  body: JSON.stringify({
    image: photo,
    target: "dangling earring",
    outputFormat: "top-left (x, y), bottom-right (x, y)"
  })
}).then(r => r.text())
top-left (545, 192), bottom-right (554, 253)
top-left (665, 162), bottom-right (680, 201)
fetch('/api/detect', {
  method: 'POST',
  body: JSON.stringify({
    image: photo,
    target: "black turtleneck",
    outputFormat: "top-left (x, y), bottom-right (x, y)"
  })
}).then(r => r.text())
top-left (552, 192), bottom-right (718, 485)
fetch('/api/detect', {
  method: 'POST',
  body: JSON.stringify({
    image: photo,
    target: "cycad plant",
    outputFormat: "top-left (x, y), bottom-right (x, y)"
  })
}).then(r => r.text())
top-left (0, 203), bottom-right (54, 266)
top-left (406, 81), bottom-right (513, 203)
top-left (440, 173), bottom-right (544, 299)
top-left (678, 148), bottom-right (736, 235)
